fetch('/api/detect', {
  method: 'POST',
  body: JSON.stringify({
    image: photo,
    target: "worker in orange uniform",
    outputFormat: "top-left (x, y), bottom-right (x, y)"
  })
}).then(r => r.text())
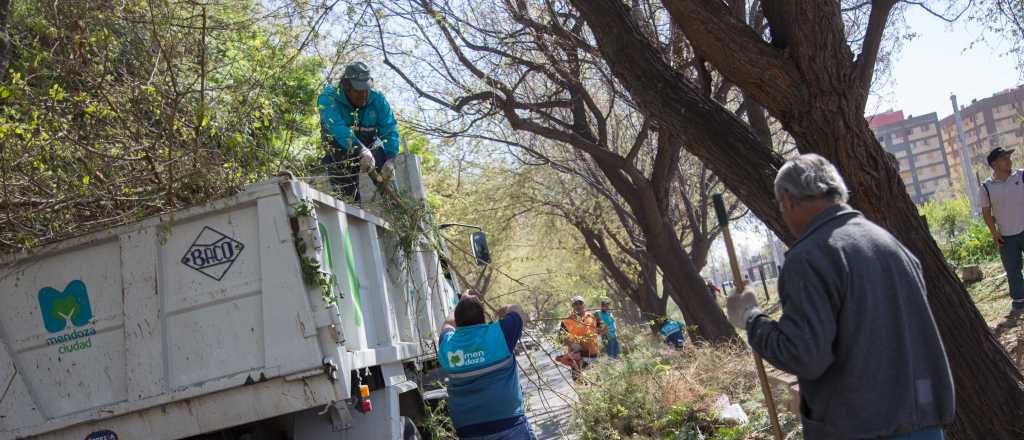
top-left (557, 296), bottom-right (604, 382)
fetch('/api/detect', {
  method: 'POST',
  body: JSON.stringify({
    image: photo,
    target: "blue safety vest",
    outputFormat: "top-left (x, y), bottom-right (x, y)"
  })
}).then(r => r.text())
top-left (659, 320), bottom-right (683, 338)
top-left (439, 322), bottom-right (524, 428)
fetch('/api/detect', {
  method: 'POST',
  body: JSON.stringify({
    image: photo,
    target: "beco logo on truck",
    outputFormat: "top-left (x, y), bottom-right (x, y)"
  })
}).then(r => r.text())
top-left (37, 279), bottom-right (98, 354)
top-left (181, 226), bottom-right (245, 281)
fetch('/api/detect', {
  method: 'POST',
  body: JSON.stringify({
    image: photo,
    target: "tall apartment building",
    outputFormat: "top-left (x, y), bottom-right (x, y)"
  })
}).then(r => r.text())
top-left (868, 111), bottom-right (952, 204)
top-left (940, 86), bottom-right (1024, 193)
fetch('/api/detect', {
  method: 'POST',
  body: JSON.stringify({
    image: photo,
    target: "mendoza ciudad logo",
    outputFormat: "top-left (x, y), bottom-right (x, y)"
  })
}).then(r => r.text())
top-left (38, 279), bottom-right (97, 354)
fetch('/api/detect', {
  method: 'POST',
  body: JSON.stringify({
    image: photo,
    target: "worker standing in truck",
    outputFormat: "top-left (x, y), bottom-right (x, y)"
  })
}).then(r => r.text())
top-left (438, 294), bottom-right (537, 439)
top-left (318, 61), bottom-right (400, 200)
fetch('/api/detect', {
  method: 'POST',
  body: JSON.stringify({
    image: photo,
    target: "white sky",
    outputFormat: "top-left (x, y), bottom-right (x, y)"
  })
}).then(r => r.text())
top-left (866, 5), bottom-right (1022, 119)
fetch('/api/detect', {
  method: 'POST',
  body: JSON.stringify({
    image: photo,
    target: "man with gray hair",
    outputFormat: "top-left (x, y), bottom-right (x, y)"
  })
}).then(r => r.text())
top-left (726, 154), bottom-right (954, 439)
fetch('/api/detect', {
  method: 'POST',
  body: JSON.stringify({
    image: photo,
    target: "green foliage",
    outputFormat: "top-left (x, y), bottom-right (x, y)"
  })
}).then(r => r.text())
top-left (376, 187), bottom-right (440, 262)
top-left (572, 326), bottom-right (802, 439)
top-left (400, 126), bottom-right (438, 171)
top-left (574, 354), bottom-right (665, 439)
top-left (0, 0), bottom-right (328, 251)
top-left (293, 199), bottom-right (316, 217)
top-left (420, 399), bottom-right (458, 440)
top-left (416, 138), bottom-right (605, 319)
top-left (297, 254), bottom-right (338, 306)
top-left (947, 219), bottom-right (999, 266)
top-left (919, 196), bottom-right (998, 265)
top-left (919, 196), bottom-right (971, 244)
top-left (968, 0), bottom-right (1024, 75)
top-left (292, 224), bottom-right (340, 306)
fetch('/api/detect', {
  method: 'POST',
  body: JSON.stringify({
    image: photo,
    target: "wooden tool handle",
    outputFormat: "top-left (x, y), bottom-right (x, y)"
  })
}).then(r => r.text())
top-left (712, 194), bottom-right (784, 440)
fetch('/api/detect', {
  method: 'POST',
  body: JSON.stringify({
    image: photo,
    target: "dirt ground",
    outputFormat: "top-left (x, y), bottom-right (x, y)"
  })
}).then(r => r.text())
top-left (967, 262), bottom-right (1024, 371)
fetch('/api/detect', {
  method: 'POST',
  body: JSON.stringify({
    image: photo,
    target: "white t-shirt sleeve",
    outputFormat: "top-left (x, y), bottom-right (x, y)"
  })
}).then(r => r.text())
top-left (980, 182), bottom-right (990, 209)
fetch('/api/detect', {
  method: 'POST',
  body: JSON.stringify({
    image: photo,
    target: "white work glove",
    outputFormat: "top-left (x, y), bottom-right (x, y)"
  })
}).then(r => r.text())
top-left (726, 288), bottom-right (762, 329)
top-left (358, 148), bottom-right (375, 173)
top-left (380, 160), bottom-right (396, 181)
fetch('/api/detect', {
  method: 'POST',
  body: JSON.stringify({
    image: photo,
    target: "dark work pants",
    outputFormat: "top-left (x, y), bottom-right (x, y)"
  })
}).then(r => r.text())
top-left (321, 145), bottom-right (387, 202)
top-left (999, 232), bottom-right (1024, 308)
top-left (880, 426), bottom-right (943, 440)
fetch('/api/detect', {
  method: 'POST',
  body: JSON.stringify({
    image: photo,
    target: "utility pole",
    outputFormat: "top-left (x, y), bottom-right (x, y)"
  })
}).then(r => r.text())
top-left (951, 93), bottom-right (981, 216)
top-left (758, 264), bottom-right (770, 302)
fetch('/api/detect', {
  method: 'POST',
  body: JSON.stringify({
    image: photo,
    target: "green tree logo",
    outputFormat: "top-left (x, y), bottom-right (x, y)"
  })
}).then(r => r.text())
top-left (448, 350), bottom-right (465, 367)
top-left (38, 280), bottom-right (93, 333)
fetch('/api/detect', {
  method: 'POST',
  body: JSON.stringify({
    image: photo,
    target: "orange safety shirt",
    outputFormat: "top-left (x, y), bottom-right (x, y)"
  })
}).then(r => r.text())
top-left (562, 312), bottom-right (600, 355)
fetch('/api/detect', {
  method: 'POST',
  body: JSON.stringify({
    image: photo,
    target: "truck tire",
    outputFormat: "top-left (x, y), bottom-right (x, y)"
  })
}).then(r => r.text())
top-left (401, 416), bottom-right (422, 440)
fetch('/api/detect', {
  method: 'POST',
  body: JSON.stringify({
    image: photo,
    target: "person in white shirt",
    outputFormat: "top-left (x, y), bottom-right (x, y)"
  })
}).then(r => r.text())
top-left (981, 147), bottom-right (1024, 314)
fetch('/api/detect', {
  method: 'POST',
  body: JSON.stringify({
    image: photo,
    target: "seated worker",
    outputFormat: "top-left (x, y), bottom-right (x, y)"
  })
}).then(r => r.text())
top-left (658, 318), bottom-right (686, 349)
top-left (438, 295), bottom-right (537, 439)
top-left (317, 61), bottom-right (400, 201)
top-left (558, 296), bottom-right (604, 381)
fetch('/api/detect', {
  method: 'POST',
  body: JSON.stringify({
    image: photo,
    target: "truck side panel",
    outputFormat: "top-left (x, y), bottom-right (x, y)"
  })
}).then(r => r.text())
top-left (0, 185), bottom-right (328, 437)
top-left (2, 155), bottom-right (460, 438)
top-left (1, 238), bottom-right (128, 418)
top-left (122, 227), bottom-right (165, 401)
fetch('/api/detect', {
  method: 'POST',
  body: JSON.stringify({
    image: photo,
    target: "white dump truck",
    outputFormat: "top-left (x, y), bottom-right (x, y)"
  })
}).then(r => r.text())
top-left (0, 155), bottom-right (478, 439)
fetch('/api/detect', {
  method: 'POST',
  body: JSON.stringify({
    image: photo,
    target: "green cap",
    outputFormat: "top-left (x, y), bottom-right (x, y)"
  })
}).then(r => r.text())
top-left (342, 62), bottom-right (373, 91)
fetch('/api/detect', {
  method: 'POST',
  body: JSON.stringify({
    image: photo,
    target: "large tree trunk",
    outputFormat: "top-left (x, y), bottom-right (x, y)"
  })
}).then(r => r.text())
top-left (646, 209), bottom-right (735, 342)
top-left (662, 1), bottom-right (1024, 437)
top-left (0, 0), bottom-right (11, 82)
top-left (608, 284), bottom-right (645, 325)
top-left (569, 0), bottom-right (790, 241)
top-left (635, 260), bottom-right (668, 322)
top-left (575, 220), bottom-right (670, 321)
top-left (394, 0), bottom-right (741, 343)
top-left (569, 196), bottom-right (725, 336)
top-left (792, 108), bottom-right (1024, 439)
top-left (586, 135), bottom-right (738, 343)
top-left (688, 235), bottom-right (712, 272)
top-left (573, 0), bottom-right (1024, 437)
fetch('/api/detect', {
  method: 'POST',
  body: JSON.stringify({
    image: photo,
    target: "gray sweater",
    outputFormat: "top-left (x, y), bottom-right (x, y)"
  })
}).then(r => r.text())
top-left (748, 204), bottom-right (954, 439)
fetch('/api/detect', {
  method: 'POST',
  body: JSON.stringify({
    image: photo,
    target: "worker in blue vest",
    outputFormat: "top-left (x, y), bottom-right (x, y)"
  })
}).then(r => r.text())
top-left (658, 318), bottom-right (686, 349)
top-left (595, 299), bottom-right (620, 359)
top-left (318, 61), bottom-right (400, 201)
top-left (439, 294), bottom-right (537, 439)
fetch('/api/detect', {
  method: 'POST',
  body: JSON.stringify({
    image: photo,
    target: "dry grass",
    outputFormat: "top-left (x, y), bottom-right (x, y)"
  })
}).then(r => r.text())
top-left (965, 261), bottom-right (1013, 324)
top-left (656, 368), bottom-right (707, 410)
top-left (572, 329), bottom-right (802, 440)
top-left (672, 342), bottom-right (761, 400)
top-left (967, 261), bottom-right (1024, 372)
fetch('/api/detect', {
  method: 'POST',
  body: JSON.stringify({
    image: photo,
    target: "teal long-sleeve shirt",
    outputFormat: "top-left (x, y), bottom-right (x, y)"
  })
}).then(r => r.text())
top-left (596, 310), bottom-right (617, 338)
top-left (317, 83), bottom-right (400, 158)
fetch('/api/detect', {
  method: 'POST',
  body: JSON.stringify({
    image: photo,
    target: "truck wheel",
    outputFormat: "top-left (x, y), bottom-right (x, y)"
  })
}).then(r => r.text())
top-left (401, 416), bottom-right (422, 440)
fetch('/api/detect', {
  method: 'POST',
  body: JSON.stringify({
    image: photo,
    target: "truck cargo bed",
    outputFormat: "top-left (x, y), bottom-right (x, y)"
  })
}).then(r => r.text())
top-left (0, 155), bottom-right (457, 439)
